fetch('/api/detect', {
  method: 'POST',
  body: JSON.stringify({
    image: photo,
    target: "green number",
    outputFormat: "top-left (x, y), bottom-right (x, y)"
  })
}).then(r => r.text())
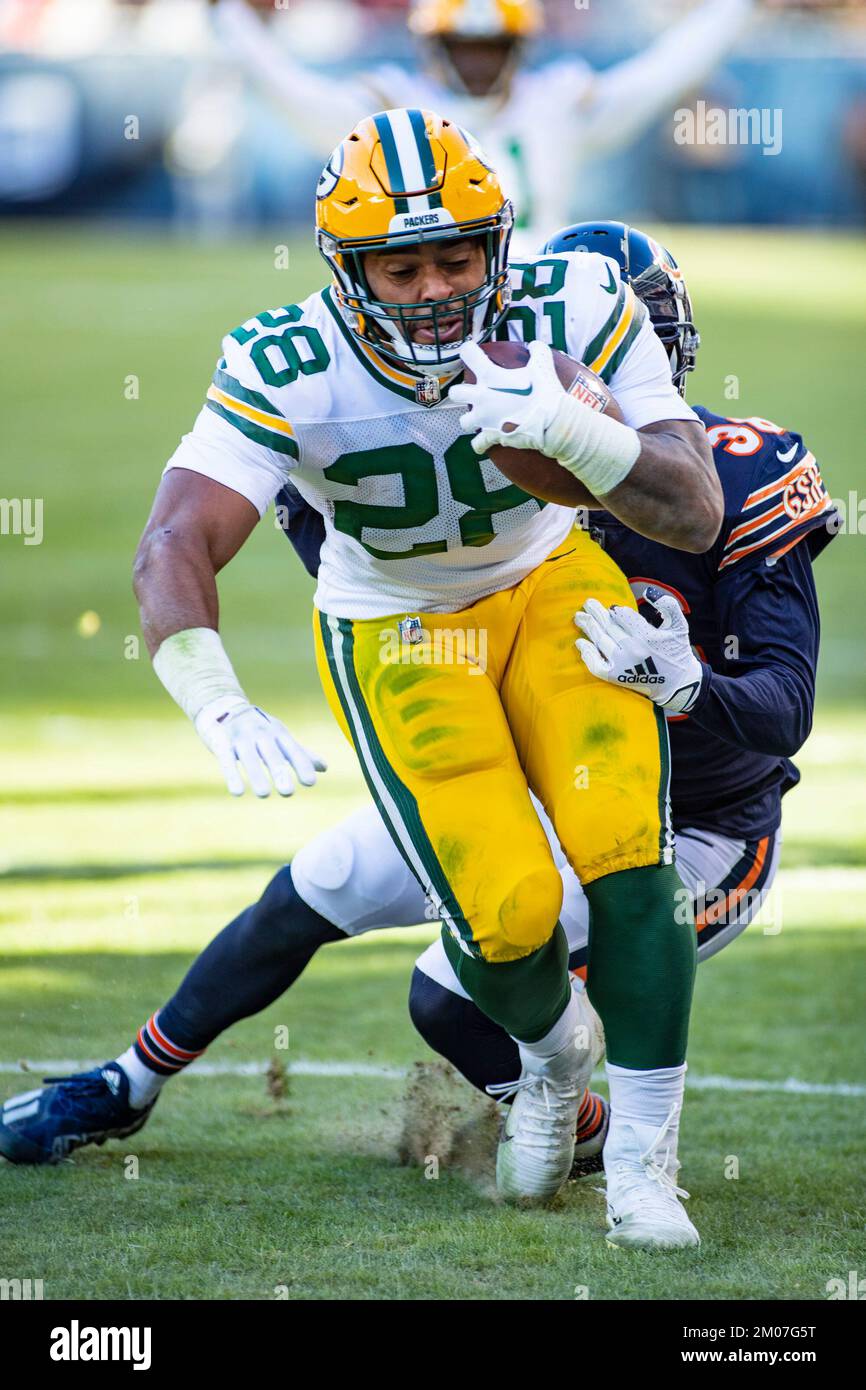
top-left (506, 137), bottom-right (533, 230)
top-left (444, 436), bottom-right (544, 548)
top-left (324, 445), bottom-right (445, 561)
top-left (230, 306), bottom-right (331, 387)
top-left (494, 299), bottom-right (567, 351)
top-left (230, 307), bottom-right (300, 344)
top-left (325, 440), bottom-right (544, 560)
top-left (495, 305), bottom-right (535, 343)
top-left (511, 259), bottom-right (568, 300)
top-left (252, 326), bottom-right (330, 388)
top-left (543, 300), bottom-right (567, 351)
top-left (255, 308), bottom-right (302, 328)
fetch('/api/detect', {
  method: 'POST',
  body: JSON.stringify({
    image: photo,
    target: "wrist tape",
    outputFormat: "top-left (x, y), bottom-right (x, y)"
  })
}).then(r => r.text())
top-left (544, 392), bottom-right (641, 497)
top-left (152, 627), bottom-right (246, 723)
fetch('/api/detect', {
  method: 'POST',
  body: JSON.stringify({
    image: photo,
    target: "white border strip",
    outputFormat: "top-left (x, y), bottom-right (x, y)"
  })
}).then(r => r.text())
top-left (1, 1060), bottom-right (863, 1096)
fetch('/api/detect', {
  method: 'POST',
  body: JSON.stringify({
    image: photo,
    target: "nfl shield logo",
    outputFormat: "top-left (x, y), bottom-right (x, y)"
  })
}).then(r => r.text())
top-left (398, 616), bottom-right (425, 645)
top-left (415, 376), bottom-right (441, 407)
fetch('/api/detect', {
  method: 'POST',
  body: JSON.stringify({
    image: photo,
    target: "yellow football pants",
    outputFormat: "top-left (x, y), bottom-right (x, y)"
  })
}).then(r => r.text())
top-left (314, 528), bottom-right (672, 964)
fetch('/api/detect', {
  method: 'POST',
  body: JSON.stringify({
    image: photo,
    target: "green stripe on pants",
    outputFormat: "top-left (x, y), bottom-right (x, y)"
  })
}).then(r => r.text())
top-left (318, 611), bottom-right (476, 955)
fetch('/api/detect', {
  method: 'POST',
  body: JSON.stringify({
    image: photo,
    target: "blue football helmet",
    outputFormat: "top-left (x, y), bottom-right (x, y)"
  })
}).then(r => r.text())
top-left (543, 221), bottom-right (700, 396)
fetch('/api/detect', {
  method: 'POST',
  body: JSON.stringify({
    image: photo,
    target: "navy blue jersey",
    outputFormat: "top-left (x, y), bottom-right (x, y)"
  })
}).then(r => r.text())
top-left (590, 406), bottom-right (836, 837)
top-left (275, 405), bottom-right (837, 839)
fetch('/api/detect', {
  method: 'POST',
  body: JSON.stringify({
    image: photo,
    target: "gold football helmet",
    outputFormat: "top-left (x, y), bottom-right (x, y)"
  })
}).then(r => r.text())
top-left (316, 108), bottom-right (513, 375)
top-left (409, 0), bottom-right (543, 39)
top-left (409, 0), bottom-right (542, 96)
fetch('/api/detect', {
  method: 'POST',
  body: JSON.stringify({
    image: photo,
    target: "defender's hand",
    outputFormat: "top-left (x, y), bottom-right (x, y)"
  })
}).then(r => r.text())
top-left (574, 590), bottom-right (705, 715)
top-left (451, 340), bottom-right (566, 457)
top-left (194, 697), bottom-right (327, 797)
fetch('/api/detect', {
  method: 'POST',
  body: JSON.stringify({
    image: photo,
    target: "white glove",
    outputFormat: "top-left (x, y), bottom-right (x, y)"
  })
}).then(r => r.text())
top-left (450, 339), bottom-right (567, 457)
top-left (194, 696), bottom-right (327, 798)
top-left (574, 590), bottom-right (705, 715)
top-left (450, 339), bottom-right (640, 497)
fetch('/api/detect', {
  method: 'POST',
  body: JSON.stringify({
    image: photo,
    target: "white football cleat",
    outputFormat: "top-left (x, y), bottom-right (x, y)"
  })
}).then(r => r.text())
top-left (489, 995), bottom-right (595, 1204)
top-left (604, 1103), bottom-right (700, 1250)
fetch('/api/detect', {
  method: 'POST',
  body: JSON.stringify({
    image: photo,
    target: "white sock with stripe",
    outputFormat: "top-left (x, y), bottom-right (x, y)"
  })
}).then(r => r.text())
top-left (115, 1047), bottom-right (170, 1110)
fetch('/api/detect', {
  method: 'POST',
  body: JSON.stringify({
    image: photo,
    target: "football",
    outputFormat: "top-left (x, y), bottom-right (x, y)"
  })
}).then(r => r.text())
top-left (463, 340), bottom-right (626, 508)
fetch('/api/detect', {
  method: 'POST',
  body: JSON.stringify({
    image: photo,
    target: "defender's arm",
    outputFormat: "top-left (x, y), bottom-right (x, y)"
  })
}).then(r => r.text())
top-left (688, 547), bottom-right (820, 757)
top-left (575, 537), bottom-right (823, 754)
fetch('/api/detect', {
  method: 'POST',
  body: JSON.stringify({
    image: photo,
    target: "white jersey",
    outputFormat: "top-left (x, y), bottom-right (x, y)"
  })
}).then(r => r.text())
top-left (212, 0), bottom-right (756, 247)
top-left (165, 250), bottom-right (696, 618)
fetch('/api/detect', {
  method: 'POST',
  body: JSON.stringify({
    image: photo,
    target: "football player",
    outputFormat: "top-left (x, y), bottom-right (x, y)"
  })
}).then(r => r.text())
top-left (208, 0), bottom-right (763, 248)
top-left (406, 222), bottom-right (837, 1245)
top-left (1, 208), bottom-right (835, 1249)
top-left (0, 111), bottom-right (719, 1245)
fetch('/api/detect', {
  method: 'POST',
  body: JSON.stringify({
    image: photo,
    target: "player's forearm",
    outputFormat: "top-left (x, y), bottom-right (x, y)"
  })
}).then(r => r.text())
top-left (689, 664), bottom-right (814, 758)
top-left (133, 528), bottom-right (220, 658)
top-left (599, 427), bottom-right (723, 553)
top-left (546, 399), bottom-right (722, 551)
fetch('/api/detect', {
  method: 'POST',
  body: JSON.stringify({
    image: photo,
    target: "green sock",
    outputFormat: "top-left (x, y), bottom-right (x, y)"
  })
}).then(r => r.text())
top-left (440, 922), bottom-right (571, 1044)
top-left (584, 863), bottom-right (696, 1068)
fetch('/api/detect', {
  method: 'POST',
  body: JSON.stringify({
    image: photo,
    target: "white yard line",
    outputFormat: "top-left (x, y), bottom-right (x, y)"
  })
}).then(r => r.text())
top-left (0, 1060), bottom-right (864, 1097)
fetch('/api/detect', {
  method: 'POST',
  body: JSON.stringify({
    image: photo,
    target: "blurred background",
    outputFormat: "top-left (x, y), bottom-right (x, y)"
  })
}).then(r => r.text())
top-left (1, 0), bottom-right (865, 226)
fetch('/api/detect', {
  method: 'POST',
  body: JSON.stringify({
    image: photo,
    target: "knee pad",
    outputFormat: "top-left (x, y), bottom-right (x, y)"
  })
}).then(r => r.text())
top-left (291, 804), bottom-right (427, 935)
top-left (486, 862), bottom-right (563, 961)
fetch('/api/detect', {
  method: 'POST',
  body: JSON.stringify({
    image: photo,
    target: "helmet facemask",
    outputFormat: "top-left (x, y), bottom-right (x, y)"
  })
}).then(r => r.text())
top-left (632, 260), bottom-right (700, 396)
top-left (318, 212), bottom-right (513, 377)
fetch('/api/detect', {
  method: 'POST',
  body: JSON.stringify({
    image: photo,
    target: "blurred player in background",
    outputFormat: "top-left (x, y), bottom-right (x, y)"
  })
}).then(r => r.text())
top-left (209, 0), bottom-right (767, 246)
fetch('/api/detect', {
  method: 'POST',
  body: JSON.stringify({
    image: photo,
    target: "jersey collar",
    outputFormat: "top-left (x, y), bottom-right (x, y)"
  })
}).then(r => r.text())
top-left (321, 286), bottom-right (458, 405)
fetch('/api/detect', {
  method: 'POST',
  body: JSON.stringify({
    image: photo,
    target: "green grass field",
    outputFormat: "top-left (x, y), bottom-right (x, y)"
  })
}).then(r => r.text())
top-left (1, 224), bottom-right (865, 1301)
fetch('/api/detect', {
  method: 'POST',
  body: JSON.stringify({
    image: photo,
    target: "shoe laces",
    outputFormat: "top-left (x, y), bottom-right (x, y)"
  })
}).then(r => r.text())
top-left (41, 1070), bottom-right (117, 1116)
top-left (612, 1103), bottom-right (690, 1204)
top-left (487, 1073), bottom-right (577, 1127)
